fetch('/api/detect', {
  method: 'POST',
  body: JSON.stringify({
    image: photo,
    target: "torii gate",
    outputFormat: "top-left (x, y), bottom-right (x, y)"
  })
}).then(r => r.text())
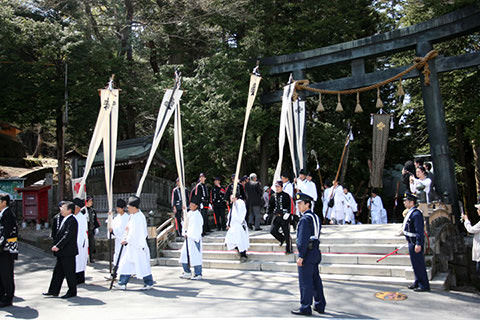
top-left (261, 5), bottom-right (480, 219)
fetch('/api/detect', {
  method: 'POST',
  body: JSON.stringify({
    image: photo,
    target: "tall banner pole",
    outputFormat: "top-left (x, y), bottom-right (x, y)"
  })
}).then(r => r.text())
top-left (232, 66), bottom-right (261, 197)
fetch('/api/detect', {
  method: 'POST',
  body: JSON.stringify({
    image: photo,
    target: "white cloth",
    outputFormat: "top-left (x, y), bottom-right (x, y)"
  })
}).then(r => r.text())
top-left (331, 186), bottom-right (346, 222)
top-left (74, 212), bottom-right (89, 273)
top-left (118, 210), bottom-right (152, 278)
top-left (179, 209), bottom-right (203, 266)
top-left (368, 196), bottom-right (386, 224)
top-left (464, 220), bottom-right (480, 262)
top-left (299, 180), bottom-right (317, 201)
top-left (225, 199), bottom-right (249, 252)
top-left (343, 192), bottom-right (358, 223)
top-left (322, 187), bottom-right (332, 219)
top-left (283, 181), bottom-right (294, 198)
top-left (111, 213), bottom-right (130, 264)
top-left (410, 177), bottom-right (432, 202)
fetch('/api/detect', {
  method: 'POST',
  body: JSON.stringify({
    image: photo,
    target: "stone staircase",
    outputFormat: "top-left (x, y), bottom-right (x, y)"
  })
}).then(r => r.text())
top-left (157, 223), bottom-right (448, 288)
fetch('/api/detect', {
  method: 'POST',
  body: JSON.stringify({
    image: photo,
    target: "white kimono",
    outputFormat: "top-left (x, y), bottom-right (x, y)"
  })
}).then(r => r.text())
top-left (179, 209), bottom-right (203, 266)
top-left (112, 213), bottom-right (130, 264)
top-left (225, 199), bottom-right (249, 252)
top-left (283, 181), bottom-right (294, 198)
top-left (118, 210), bottom-right (151, 278)
top-left (343, 192), bottom-right (358, 224)
top-left (74, 212), bottom-right (89, 273)
top-left (331, 186), bottom-right (346, 223)
top-left (410, 177), bottom-right (432, 202)
top-left (322, 187), bottom-right (332, 219)
top-left (368, 196), bottom-right (387, 224)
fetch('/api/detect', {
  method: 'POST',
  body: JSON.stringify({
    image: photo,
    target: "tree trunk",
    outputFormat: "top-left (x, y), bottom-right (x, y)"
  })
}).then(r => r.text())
top-left (473, 141), bottom-right (480, 198)
top-left (456, 124), bottom-right (476, 219)
top-left (259, 132), bottom-right (269, 186)
top-left (56, 99), bottom-right (65, 202)
top-left (122, 0), bottom-right (136, 138)
top-left (32, 124), bottom-right (43, 157)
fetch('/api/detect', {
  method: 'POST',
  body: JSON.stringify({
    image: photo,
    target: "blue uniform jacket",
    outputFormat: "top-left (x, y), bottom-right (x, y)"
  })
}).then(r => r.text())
top-left (296, 210), bottom-right (321, 264)
top-left (404, 207), bottom-right (425, 247)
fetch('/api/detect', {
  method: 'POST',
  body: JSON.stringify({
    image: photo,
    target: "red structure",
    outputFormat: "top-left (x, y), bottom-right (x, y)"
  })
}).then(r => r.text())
top-left (16, 185), bottom-right (51, 226)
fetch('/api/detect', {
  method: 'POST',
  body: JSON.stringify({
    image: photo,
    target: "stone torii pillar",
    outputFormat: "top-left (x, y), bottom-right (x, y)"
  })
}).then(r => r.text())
top-left (417, 41), bottom-right (460, 219)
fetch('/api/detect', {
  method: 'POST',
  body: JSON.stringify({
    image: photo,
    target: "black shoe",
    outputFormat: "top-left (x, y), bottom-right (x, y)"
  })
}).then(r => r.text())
top-left (408, 283), bottom-right (418, 290)
top-left (285, 250), bottom-right (293, 255)
top-left (414, 287), bottom-right (430, 292)
top-left (254, 228), bottom-right (262, 231)
top-left (42, 292), bottom-right (58, 297)
top-left (60, 293), bottom-right (77, 299)
top-left (0, 301), bottom-right (12, 308)
top-left (279, 240), bottom-right (284, 247)
top-left (291, 309), bottom-right (312, 316)
top-left (313, 307), bottom-right (325, 314)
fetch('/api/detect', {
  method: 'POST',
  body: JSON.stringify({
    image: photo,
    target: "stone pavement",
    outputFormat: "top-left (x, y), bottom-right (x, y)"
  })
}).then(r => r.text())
top-left (2, 242), bottom-right (479, 320)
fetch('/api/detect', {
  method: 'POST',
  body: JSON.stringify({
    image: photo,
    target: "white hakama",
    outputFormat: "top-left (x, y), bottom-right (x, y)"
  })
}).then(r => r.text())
top-left (225, 199), bottom-right (249, 252)
top-left (111, 213), bottom-right (130, 264)
top-left (74, 212), bottom-right (89, 273)
top-left (179, 209), bottom-right (203, 267)
top-left (118, 210), bottom-right (152, 279)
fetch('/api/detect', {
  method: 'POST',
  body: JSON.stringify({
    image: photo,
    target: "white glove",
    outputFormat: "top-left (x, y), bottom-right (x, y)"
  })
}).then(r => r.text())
top-left (94, 228), bottom-right (99, 236)
top-left (283, 213), bottom-right (290, 220)
top-left (263, 214), bottom-right (268, 221)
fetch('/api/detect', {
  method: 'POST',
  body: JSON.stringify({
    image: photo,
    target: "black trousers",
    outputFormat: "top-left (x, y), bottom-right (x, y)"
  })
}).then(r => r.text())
top-left (201, 208), bottom-right (210, 233)
top-left (213, 206), bottom-right (226, 230)
top-left (174, 208), bottom-right (183, 237)
top-left (47, 256), bottom-right (77, 296)
top-left (88, 231), bottom-right (96, 261)
top-left (270, 215), bottom-right (292, 252)
top-left (0, 252), bottom-right (15, 303)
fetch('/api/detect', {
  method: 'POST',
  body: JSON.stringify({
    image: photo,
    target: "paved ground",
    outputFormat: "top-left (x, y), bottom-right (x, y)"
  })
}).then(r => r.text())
top-left (2, 242), bottom-right (479, 320)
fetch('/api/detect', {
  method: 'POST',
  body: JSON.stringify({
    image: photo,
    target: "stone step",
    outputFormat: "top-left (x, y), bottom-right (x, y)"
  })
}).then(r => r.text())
top-left (167, 241), bottom-right (409, 255)
top-left (156, 257), bottom-right (432, 279)
top-left (176, 235), bottom-right (407, 245)
top-left (161, 249), bottom-right (415, 266)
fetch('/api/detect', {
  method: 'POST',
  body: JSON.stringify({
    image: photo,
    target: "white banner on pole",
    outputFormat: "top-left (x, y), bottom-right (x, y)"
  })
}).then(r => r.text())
top-left (173, 100), bottom-right (188, 223)
top-left (78, 87), bottom-right (119, 214)
top-left (136, 88), bottom-right (183, 196)
top-left (232, 73), bottom-right (261, 197)
top-left (273, 82), bottom-right (296, 184)
top-left (293, 99), bottom-right (306, 170)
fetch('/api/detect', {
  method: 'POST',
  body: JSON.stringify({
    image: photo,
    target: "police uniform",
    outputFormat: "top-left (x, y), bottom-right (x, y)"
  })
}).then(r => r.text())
top-left (210, 180), bottom-right (227, 231)
top-left (292, 193), bottom-right (326, 315)
top-left (403, 193), bottom-right (430, 291)
top-left (0, 199), bottom-right (18, 307)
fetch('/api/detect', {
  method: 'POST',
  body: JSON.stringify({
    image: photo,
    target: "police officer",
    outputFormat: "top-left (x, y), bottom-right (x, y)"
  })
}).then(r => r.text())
top-left (291, 193), bottom-right (326, 316)
top-left (172, 178), bottom-right (189, 236)
top-left (403, 192), bottom-right (430, 292)
top-left (211, 177), bottom-right (227, 231)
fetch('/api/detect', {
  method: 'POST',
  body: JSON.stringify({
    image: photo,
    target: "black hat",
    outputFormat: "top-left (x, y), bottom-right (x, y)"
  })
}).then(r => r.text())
top-left (58, 201), bottom-right (66, 208)
top-left (306, 172), bottom-right (313, 177)
top-left (86, 195), bottom-right (94, 201)
top-left (299, 169), bottom-right (307, 175)
top-left (281, 172), bottom-right (290, 179)
top-left (295, 193), bottom-right (313, 202)
top-left (73, 198), bottom-right (84, 208)
top-left (240, 176), bottom-right (247, 182)
top-left (190, 195), bottom-right (200, 206)
top-left (403, 192), bottom-right (418, 202)
top-left (231, 173), bottom-right (236, 180)
top-left (116, 198), bottom-right (126, 208)
top-left (214, 176), bottom-right (221, 181)
top-left (199, 173), bottom-right (206, 178)
top-left (371, 188), bottom-right (378, 195)
top-left (128, 195), bottom-right (141, 208)
top-left (274, 180), bottom-right (283, 187)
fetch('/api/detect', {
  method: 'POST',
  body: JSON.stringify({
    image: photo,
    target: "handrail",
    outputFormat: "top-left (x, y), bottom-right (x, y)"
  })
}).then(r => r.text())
top-left (156, 217), bottom-right (174, 234)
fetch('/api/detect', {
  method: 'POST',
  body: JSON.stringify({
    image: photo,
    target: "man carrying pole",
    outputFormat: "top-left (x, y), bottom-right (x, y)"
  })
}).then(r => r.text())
top-left (179, 196), bottom-right (204, 280)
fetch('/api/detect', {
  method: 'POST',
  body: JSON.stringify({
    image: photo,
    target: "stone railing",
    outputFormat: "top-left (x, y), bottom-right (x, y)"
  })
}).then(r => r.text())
top-left (93, 193), bottom-right (158, 213)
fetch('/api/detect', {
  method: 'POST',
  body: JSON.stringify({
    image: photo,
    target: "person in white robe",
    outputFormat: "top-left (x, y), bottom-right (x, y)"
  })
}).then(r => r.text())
top-left (281, 174), bottom-right (294, 198)
top-left (410, 166), bottom-right (433, 203)
top-left (322, 183), bottom-right (333, 220)
top-left (114, 196), bottom-right (153, 290)
top-left (179, 198), bottom-right (204, 280)
top-left (296, 170), bottom-right (318, 210)
top-left (367, 190), bottom-right (387, 224)
top-left (225, 195), bottom-right (249, 261)
top-left (72, 198), bottom-right (88, 285)
top-left (328, 182), bottom-right (346, 225)
top-left (343, 187), bottom-right (358, 224)
top-left (109, 198), bottom-right (130, 265)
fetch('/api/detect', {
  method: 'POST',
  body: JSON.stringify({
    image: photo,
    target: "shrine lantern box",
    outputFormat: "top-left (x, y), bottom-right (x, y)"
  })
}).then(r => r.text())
top-left (16, 185), bottom-right (51, 229)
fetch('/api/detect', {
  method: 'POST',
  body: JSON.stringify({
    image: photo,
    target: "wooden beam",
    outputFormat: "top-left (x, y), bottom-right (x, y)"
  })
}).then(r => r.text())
top-left (261, 52), bottom-right (480, 104)
top-left (261, 5), bottom-right (480, 75)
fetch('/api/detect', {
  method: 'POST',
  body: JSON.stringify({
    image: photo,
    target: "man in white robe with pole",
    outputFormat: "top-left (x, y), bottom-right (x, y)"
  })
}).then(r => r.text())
top-left (179, 197), bottom-right (203, 280)
top-left (343, 187), bottom-right (358, 224)
top-left (109, 198), bottom-right (130, 265)
top-left (367, 189), bottom-right (387, 224)
top-left (114, 196), bottom-right (153, 290)
top-left (225, 195), bottom-right (250, 262)
top-left (73, 198), bottom-right (88, 284)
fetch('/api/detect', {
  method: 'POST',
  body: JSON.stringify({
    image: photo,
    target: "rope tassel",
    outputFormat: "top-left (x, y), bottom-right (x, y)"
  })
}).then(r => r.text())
top-left (376, 88), bottom-right (383, 109)
top-left (354, 92), bottom-right (363, 113)
top-left (396, 78), bottom-right (405, 97)
top-left (316, 93), bottom-right (325, 112)
top-left (335, 93), bottom-right (343, 112)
